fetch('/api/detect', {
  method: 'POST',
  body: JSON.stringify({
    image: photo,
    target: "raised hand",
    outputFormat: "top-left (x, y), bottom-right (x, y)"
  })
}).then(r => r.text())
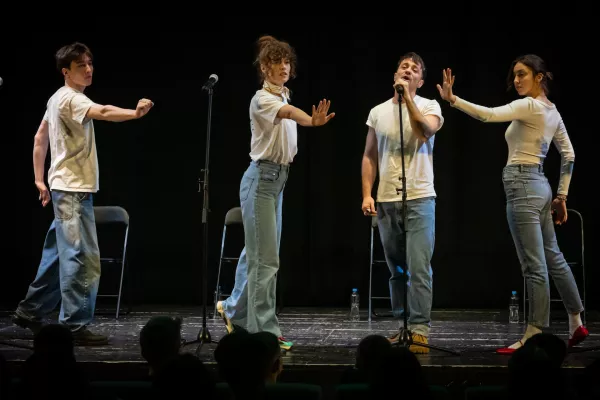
top-left (436, 68), bottom-right (456, 104)
top-left (311, 99), bottom-right (335, 126)
top-left (135, 98), bottom-right (154, 118)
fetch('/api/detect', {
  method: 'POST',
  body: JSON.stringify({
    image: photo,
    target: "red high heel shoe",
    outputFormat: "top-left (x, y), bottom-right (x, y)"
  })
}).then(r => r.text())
top-left (568, 325), bottom-right (589, 348)
top-left (496, 339), bottom-right (523, 355)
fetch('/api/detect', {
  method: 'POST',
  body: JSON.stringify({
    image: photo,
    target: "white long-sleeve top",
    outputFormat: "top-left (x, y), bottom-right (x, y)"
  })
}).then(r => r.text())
top-left (452, 96), bottom-right (575, 195)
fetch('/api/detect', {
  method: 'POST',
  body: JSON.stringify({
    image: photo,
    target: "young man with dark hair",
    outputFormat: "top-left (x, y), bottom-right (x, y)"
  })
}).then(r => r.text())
top-left (12, 42), bottom-right (153, 345)
top-left (361, 52), bottom-right (443, 353)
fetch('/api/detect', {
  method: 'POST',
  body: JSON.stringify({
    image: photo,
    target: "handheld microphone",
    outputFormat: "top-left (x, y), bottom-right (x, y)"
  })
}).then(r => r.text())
top-left (202, 74), bottom-right (218, 91)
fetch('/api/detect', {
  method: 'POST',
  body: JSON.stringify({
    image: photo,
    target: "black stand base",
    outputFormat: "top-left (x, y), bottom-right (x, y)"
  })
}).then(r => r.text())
top-left (182, 327), bottom-right (219, 357)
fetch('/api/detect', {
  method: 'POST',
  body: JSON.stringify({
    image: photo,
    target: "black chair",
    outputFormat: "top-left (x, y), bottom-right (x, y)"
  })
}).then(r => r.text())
top-left (94, 206), bottom-right (132, 319)
top-left (213, 207), bottom-right (243, 318)
top-left (523, 208), bottom-right (586, 324)
top-left (212, 206), bottom-right (284, 318)
top-left (368, 215), bottom-right (392, 322)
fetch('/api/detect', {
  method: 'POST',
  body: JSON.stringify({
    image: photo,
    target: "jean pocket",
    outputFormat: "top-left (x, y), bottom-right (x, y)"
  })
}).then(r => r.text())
top-left (53, 192), bottom-right (74, 221)
top-left (503, 180), bottom-right (529, 204)
top-left (76, 193), bottom-right (88, 202)
top-left (259, 168), bottom-right (279, 182)
top-left (240, 176), bottom-right (255, 202)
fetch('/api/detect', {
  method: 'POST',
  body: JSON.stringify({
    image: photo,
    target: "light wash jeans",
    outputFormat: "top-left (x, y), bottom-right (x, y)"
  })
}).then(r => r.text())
top-left (16, 190), bottom-right (101, 332)
top-left (222, 160), bottom-right (288, 337)
top-left (376, 197), bottom-right (435, 337)
top-left (503, 164), bottom-right (583, 328)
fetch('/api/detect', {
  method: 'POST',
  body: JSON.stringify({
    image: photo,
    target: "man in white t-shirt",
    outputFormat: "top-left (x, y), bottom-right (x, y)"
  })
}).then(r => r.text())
top-left (361, 52), bottom-right (444, 353)
top-left (12, 42), bottom-right (153, 345)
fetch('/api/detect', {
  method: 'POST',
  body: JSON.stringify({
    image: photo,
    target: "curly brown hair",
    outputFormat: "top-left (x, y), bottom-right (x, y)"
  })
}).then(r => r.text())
top-left (254, 35), bottom-right (297, 82)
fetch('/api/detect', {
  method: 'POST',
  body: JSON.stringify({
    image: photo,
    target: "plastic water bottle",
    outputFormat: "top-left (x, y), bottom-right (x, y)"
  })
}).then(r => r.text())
top-left (350, 288), bottom-right (360, 321)
top-left (509, 291), bottom-right (519, 323)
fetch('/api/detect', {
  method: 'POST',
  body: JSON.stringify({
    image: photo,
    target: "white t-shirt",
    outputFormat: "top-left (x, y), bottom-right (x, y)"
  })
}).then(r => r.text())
top-left (43, 86), bottom-right (99, 192)
top-left (367, 95), bottom-right (444, 202)
top-left (248, 89), bottom-right (298, 165)
top-left (452, 96), bottom-right (575, 195)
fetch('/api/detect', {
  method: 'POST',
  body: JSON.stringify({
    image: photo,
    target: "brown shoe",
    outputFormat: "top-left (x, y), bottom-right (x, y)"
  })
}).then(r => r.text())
top-left (72, 328), bottom-right (109, 346)
top-left (409, 333), bottom-right (429, 354)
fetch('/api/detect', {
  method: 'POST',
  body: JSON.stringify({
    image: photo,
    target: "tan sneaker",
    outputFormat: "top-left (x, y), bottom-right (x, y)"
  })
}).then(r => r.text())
top-left (216, 301), bottom-right (233, 334)
top-left (409, 333), bottom-right (429, 354)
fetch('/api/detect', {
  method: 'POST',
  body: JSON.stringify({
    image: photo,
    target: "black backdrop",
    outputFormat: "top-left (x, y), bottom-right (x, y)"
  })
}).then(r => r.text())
top-left (2, 15), bottom-right (597, 313)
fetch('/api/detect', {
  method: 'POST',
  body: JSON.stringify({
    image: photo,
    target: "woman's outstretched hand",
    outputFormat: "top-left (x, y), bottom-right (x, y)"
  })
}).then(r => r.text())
top-left (436, 68), bottom-right (457, 104)
top-left (311, 99), bottom-right (335, 126)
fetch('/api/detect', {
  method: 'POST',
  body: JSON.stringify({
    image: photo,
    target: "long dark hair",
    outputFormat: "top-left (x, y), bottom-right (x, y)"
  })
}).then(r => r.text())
top-left (506, 54), bottom-right (553, 94)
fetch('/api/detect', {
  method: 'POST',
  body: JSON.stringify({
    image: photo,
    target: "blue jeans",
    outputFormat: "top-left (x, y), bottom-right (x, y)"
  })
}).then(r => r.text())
top-left (222, 160), bottom-right (288, 337)
top-left (16, 190), bottom-right (101, 331)
top-left (376, 197), bottom-right (435, 336)
top-left (503, 164), bottom-right (583, 328)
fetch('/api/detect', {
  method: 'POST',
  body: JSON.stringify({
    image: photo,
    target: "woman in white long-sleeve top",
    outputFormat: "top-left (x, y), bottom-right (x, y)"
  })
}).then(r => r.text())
top-left (437, 54), bottom-right (588, 354)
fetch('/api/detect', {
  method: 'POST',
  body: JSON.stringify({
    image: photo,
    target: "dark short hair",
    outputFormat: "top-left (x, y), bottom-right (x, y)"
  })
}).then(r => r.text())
top-left (139, 316), bottom-right (182, 362)
top-left (397, 52), bottom-right (427, 80)
top-left (55, 42), bottom-right (93, 72)
top-left (507, 54), bottom-right (553, 94)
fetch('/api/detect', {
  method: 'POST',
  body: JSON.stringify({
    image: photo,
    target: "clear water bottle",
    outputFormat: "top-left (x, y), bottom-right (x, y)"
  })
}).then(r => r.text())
top-left (350, 288), bottom-right (360, 321)
top-left (509, 291), bottom-right (519, 323)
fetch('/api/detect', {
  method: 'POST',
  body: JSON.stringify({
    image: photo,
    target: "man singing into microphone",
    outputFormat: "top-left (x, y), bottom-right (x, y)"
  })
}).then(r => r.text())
top-left (12, 42), bottom-right (153, 345)
top-left (361, 52), bottom-right (443, 353)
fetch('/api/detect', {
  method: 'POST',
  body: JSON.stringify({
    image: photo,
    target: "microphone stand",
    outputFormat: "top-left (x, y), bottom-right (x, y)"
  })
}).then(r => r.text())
top-left (181, 83), bottom-right (220, 356)
top-left (393, 85), bottom-right (459, 356)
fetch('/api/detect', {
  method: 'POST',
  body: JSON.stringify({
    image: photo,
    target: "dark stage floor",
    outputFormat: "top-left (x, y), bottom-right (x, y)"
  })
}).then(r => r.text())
top-left (1, 307), bottom-right (599, 385)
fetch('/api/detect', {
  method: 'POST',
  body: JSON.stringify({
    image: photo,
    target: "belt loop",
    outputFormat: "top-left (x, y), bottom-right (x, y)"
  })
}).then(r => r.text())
top-left (518, 164), bottom-right (523, 173)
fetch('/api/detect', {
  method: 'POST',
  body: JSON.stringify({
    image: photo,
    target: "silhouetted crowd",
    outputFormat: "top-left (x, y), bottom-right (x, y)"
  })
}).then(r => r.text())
top-left (1, 317), bottom-right (598, 399)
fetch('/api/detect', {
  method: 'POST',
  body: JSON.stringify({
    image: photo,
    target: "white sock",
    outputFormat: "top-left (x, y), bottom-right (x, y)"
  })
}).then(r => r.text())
top-left (569, 313), bottom-right (582, 336)
top-left (509, 324), bottom-right (542, 349)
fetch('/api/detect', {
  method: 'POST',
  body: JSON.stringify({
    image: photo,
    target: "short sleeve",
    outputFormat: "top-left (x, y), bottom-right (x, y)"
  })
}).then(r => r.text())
top-left (421, 99), bottom-right (444, 131)
top-left (43, 109), bottom-right (49, 122)
top-left (59, 92), bottom-right (96, 125)
top-left (366, 108), bottom-right (376, 129)
top-left (254, 93), bottom-right (286, 124)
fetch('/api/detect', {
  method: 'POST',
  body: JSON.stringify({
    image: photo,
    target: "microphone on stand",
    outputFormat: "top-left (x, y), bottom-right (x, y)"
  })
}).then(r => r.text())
top-left (394, 82), bottom-right (404, 97)
top-left (202, 74), bottom-right (219, 91)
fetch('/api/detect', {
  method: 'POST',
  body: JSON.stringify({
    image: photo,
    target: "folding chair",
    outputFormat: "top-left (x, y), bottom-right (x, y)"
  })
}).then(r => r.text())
top-left (94, 206), bottom-right (131, 319)
top-left (368, 215), bottom-right (392, 322)
top-left (523, 208), bottom-right (586, 324)
top-left (212, 206), bottom-right (284, 318)
top-left (213, 207), bottom-right (243, 318)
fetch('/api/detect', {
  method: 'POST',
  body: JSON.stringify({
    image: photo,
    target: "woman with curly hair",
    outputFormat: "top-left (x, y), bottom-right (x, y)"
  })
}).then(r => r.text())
top-left (217, 35), bottom-right (335, 350)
